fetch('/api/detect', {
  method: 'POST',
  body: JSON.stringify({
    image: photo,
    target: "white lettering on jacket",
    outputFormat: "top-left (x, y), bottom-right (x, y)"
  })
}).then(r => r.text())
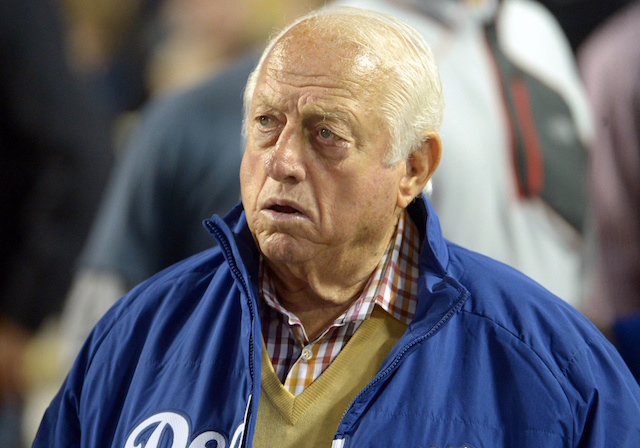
top-left (124, 411), bottom-right (243, 448)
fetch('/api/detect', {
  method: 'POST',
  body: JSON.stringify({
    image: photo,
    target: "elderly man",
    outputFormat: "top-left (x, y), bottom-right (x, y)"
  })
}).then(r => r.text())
top-left (34, 6), bottom-right (640, 448)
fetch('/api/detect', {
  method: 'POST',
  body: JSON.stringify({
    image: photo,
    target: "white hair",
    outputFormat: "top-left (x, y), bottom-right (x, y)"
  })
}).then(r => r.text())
top-left (242, 5), bottom-right (444, 166)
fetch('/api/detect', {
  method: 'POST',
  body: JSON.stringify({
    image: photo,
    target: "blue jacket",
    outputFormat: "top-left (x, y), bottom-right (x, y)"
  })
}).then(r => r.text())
top-left (35, 197), bottom-right (640, 447)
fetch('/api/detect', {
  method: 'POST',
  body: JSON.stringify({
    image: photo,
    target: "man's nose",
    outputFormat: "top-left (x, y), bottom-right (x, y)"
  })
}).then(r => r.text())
top-left (264, 126), bottom-right (306, 183)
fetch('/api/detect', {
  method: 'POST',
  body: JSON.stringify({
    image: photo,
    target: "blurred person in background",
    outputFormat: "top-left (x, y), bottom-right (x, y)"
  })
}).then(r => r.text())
top-left (578, 0), bottom-right (640, 381)
top-left (0, 0), bottom-right (113, 446)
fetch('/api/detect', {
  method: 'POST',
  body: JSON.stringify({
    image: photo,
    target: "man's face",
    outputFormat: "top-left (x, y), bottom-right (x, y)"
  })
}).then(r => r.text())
top-left (240, 26), bottom-right (407, 268)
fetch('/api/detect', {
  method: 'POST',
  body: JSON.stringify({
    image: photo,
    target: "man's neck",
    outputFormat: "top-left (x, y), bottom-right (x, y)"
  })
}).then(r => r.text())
top-left (264, 217), bottom-right (400, 340)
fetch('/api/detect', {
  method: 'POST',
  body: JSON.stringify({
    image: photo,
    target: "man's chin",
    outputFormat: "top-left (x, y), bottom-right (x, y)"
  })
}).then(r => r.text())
top-left (258, 233), bottom-right (315, 264)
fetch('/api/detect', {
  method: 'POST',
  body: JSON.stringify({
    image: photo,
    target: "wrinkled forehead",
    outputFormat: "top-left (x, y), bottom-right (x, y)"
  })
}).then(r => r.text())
top-left (263, 21), bottom-right (383, 87)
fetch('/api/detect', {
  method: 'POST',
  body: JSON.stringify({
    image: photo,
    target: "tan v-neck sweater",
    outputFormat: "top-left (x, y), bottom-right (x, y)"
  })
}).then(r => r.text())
top-left (252, 306), bottom-right (407, 447)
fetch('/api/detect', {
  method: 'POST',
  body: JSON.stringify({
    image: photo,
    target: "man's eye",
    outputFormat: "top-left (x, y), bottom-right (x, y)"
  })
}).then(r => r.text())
top-left (318, 128), bottom-right (336, 141)
top-left (258, 116), bottom-right (272, 127)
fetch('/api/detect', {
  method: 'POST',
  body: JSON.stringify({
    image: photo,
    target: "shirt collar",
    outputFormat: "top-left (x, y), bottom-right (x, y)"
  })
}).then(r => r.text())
top-left (260, 210), bottom-right (421, 342)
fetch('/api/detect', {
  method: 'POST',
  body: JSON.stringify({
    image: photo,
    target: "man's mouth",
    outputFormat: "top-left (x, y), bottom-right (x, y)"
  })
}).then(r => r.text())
top-left (270, 204), bottom-right (302, 214)
top-left (262, 198), bottom-right (308, 219)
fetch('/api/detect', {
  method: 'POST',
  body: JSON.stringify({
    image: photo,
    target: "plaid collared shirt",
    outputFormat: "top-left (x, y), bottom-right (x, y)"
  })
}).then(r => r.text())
top-left (259, 211), bottom-right (421, 396)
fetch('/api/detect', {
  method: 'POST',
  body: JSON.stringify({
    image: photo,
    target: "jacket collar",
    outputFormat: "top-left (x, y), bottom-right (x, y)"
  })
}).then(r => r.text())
top-left (208, 195), bottom-right (466, 335)
top-left (404, 195), bottom-right (467, 333)
top-left (406, 193), bottom-right (450, 279)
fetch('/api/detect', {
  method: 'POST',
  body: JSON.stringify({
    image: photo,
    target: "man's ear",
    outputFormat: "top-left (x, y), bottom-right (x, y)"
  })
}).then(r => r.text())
top-left (397, 132), bottom-right (442, 209)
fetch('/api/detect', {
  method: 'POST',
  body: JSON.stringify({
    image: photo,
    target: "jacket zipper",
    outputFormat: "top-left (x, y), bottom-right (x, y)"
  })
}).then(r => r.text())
top-left (335, 283), bottom-right (468, 446)
top-left (207, 222), bottom-right (257, 448)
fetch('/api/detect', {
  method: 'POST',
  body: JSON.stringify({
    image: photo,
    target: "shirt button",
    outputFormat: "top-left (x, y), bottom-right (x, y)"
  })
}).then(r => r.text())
top-left (301, 347), bottom-right (313, 361)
